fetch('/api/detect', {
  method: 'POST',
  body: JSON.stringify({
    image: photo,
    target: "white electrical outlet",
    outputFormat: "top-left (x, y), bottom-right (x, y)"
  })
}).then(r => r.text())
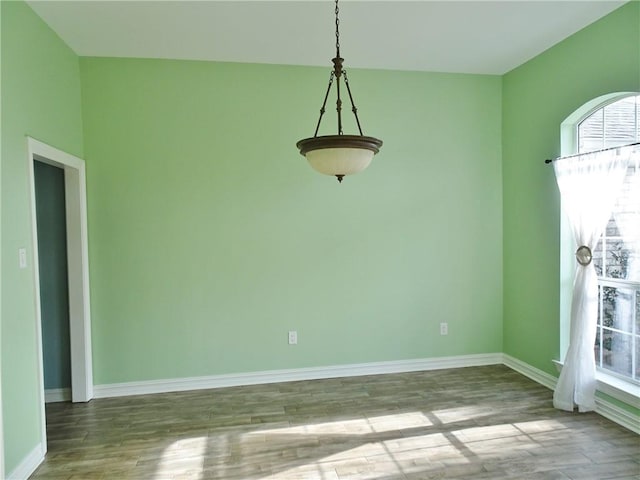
top-left (440, 322), bottom-right (448, 335)
top-left (288, 330), bottom-right (298, 345)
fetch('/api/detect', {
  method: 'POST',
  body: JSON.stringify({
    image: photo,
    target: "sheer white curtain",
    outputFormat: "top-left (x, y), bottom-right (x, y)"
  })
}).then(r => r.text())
top-left (609, 153), bottom-right (640, 374)
top-left (552, 146), bottom-right (633, 412)
top-left (613, 155), bottom-right (640, 282)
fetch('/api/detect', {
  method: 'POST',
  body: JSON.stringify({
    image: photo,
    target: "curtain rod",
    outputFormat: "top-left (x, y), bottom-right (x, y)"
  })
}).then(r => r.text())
top-left (544, 141), bottom-right (640, 164)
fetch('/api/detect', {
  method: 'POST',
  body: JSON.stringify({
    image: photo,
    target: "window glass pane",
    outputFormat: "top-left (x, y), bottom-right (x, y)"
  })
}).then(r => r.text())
top-left (578, 108), bottom-right (604, 152)
top-left (602, 330), bottom-right (632, 376)
top-left (604, 97), bottom-right (638, 146)
top-left (611, 286), bottom-right (635, 332)
top-left (604, 216), bottom-right (620, 237)
top-left (636, 290), bottom-right (639, 336)
top-left (635, 335), bottom-right (640, 380)
top-left (593, 240), bottom-right (603, 277)
top-left (601, 286), bottom-right (616, 328)
top-left (597, 285), bottom-right (602, 327)
top-left (605, 239), bottom-right (629, 279)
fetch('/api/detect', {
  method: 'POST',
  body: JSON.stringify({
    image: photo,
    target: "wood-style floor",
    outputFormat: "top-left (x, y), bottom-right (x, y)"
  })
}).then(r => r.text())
top-left (30, 365), bottom-right (639, 480)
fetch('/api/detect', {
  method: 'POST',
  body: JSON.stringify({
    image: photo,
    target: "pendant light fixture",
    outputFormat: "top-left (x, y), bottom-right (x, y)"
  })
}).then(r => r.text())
top-left (296, 0), bottom-right (383, 183)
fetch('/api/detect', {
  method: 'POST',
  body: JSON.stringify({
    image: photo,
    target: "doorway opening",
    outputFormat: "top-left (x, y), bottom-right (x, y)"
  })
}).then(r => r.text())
top-left (34, 161), bottom-right (72, 402)
top-left (27, 137), bottom-right (93, 451)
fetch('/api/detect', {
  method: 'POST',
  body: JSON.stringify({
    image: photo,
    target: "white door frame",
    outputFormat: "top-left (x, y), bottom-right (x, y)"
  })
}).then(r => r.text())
top-left (27, 137), bottom-right (93, 446)
top-left (1, 328), bottom-right (4, 480)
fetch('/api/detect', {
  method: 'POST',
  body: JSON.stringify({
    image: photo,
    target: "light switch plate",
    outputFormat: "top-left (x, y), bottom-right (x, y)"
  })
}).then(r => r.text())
top-left (19, 248), bottom-right (27, 269)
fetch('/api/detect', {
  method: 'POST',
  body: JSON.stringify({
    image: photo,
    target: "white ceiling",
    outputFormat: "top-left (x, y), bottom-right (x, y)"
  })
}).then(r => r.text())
top-left (27, 1), bottom-right (626, 75)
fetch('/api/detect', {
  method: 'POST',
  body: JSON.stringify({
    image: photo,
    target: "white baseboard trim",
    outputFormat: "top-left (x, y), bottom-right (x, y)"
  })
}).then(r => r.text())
top-left (595, 397), bottom-right (640, 434)
top-left (502, 354), bottom-right (558, 390)
top-left (502, 354), bottom-right (639, 434)
top-left (94, 353), bottom-right (503, 399)
top-left (7, 443), bottom-right (45, 480)
top-left (45, 388), bottom-right (71, 403)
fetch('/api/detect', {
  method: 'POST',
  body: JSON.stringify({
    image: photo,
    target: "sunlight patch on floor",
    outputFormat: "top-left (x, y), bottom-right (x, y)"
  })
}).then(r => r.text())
top-left (513, 418), bottom-right (569, 434)
top-left (154, 436), bottom-right (207, 480)
top-left (429, 405), bottom-right (494, 424)
top-left (250, 411), bottom-right (433, 436)
top-left (259, 463), bottom-right (341, 480)
top-left (255, 421), bottom-right (554, 479)
top-left (256, 431), bottom-right (453, 480)
top-left (150, 417), bottom-right (567, 479)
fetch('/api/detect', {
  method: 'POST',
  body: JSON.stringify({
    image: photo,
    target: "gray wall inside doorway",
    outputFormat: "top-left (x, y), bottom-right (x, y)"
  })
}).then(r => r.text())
top-left (34, 160), bottom-right (71, 390)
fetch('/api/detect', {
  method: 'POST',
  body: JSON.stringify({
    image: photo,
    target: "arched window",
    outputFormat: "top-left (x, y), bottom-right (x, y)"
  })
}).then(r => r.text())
top-left (576, 94), bottom-right (639, 384)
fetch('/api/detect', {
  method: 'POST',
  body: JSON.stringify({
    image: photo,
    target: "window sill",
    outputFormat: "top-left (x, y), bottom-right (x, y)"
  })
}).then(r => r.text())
top-left (552, 360), bottom-right (640, 409)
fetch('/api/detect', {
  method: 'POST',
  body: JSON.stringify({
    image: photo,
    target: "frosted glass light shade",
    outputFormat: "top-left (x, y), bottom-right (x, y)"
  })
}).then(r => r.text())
top-left (297, 134), bottom-right (382, 181)
top-left (306, 147), bottom-right (374, 176)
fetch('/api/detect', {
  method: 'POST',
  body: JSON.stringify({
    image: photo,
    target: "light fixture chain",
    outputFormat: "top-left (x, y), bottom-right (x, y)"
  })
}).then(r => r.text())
top-left (333, 0), bottom-right (343, 135)
top-left (336, 73), bottom-right (343, 135)
top-left (343, 71), bottom-right (364, 136)
top-left (313, 71), bottom-right (336, 137)
top-left (335, 0), bottom-right (340, 57)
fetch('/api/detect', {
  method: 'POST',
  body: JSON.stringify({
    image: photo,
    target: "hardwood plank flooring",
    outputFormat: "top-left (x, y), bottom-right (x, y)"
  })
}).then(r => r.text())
top-left (30, 365), bottom-right (639, 479)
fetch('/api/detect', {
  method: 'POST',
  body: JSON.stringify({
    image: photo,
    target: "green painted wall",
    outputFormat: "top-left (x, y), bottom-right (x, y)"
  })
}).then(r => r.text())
top-left (34, 161), bottom-right (71, 390)
top-left (1, 1), bottom-right (84, 473)
top-left (80, 58), bottom-right (503, 385)
top-left (502, 2), bottom-right (640, 376)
